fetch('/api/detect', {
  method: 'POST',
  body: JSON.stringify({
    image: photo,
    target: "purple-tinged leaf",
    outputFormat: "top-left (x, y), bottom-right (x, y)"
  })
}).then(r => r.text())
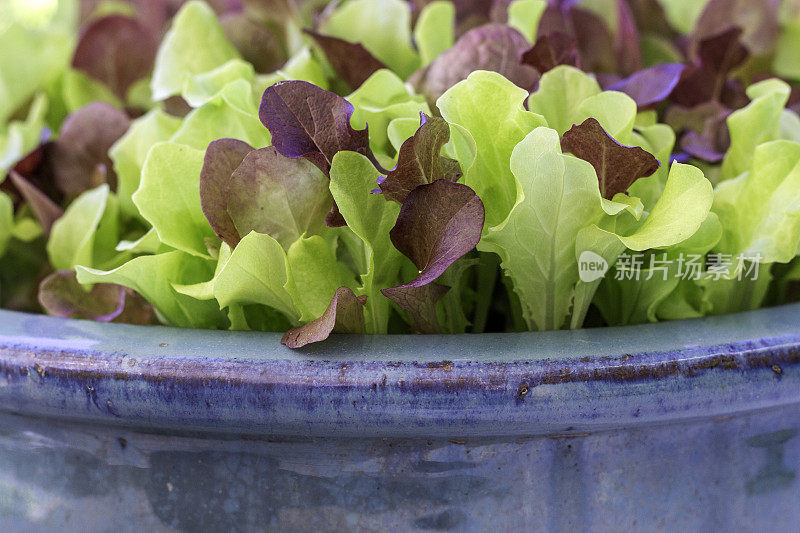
top-left (199, 138), bottom-right (254, 249)
top-left (227, 146), bottom-right (332, 248)
top-left (258, 80), bottom-right (375, 173)
top-left (79, 0), bottom-right (169, 36)
top-left (410, 23), bottom-right (538, 102)
top-left (7, 171), bottom-right (63, 235)
top-left (221, 12), bottom-right (286, 73)
top-left (568, 8), bottom-right (617, 74)
top-left (324, 203), bottom-right (347, 228)
top-left (680, 131), bottom-right (725, 163)
top-left (162, 95), bottom-right (193, 118)
top-left (390, 180), bottom-right (484, 287)
top-left (613, 0), bottom-right (643, 76)
top-left (538, 2), bottom-right (641, 76)
top-left (72, 14), bottom-right (158, 100)
top-left (626, 0), bottom-right (673, 38)
top-left (281, 287), bottom-right (367, 348)
top-left (690, 0), bottom-right (779, 57)
top-left (411, 0), bottom-right (495, 36)
top-left (670, 28), bottom-right (749, 108)
top-left (521, 32), bottom-right (579, 74)
top-left (609, 63), bottom-right (684, 108)
top-left (304, 29), bottom-right (387, 90)
top-left (666, 102), bottom-right (732, 164)
top-left (208, 0), bottom-right (245, 14)
top-left (38, 270), bottom-right (155, 325)
top-left (665, 100), bottom-right (730, 133)
top-left (6, 142), bottom-right (64, 206)
top-left (378, 114), bottom-right (462, 204)
top-left (242, 0), bottom-right (297, 25)
top-left (561, 118), bottom-right (660, 200)
top-left (381, 283), bottom-right (450, 334)
top-left (50, 102), bottom-right (131, 196)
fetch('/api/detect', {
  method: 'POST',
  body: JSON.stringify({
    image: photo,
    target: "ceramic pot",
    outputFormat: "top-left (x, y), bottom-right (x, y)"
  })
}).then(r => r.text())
top-left (0, 305), bottom-right (798, 532)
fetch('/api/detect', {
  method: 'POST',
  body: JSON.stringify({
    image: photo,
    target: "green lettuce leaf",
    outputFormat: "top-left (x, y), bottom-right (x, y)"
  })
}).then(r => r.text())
top-left (212, 230), bottom-right (299, 322)
top-left (0, 0), bottom-right (75, 125)
top-left (133, 142), bottom-right (216, 257)
top-left (150, 0), bottom-right (240, 101)
top-left (58, 68), bottom-right (123, 113)
top-left (0, 94), bottom-right (48, 176)
top-left (181, 58), bottom-right (255, 108)
top-left (571, 162), bottom-right (713, 327)
top-left (507, 0), bottom-right (547, 44)
top-left (321, 0), bottom-right (420, 79)
top-left (0, 192), bottom-right (12, 257)
top-left (47, 184), bottom-right (121, 271)
top-left (329, 151), bottom-right (406, 333)
top-left (347, 70), bottom-right (431, 156)
top-left (480, 127), bottom-right (607, 331)
top-left (721, 78), bottom-right (792, 181)
top-left (655, 0), bottom-right (710, 33)
top-left (255, 48), bottom-right (329, 92)
top-left (527, 66), bottom-right (601, 136)
top-left (170, 79), bottom-right (269, 151)
top-left (413, 1), bottom-right (455, 67)
top-left (286, 235), bottom-right (356, 320)
top-left (437, 70), bottom-right (545, 227)
top-left (110, 108), bottom-right (183, 219)
top-left (714, 139), bottom-right (800, 263)
top-left (76, 250), bottom-right (225, 328)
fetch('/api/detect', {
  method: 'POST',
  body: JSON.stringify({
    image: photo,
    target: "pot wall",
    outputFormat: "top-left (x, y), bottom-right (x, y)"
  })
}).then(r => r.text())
top-left (1, 407), bottom-right (797, 532)
top-left (1, 306), bottom-right (799, 531)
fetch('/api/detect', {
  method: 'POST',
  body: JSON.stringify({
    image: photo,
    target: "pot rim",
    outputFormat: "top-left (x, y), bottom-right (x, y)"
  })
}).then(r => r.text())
top-left (1, 305), bottom-right (799, 437)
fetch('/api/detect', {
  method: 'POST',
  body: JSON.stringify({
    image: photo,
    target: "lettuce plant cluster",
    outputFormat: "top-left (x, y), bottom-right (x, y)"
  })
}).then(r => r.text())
top-left (2, 0), bottom-right (800, 347)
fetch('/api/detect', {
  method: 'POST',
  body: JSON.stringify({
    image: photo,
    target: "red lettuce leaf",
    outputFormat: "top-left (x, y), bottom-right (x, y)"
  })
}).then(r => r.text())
top-left (666, 101), bottom-right (732, 163)
top-left (690, 0), bottom-right (779, 57)
top-left (50, 102), bottom-right (131, 196)
top-left (381, 283), bottom-right (450, 334)
top-left (7, 171), bottom-right (64, 235)
top-left (521, 31), bottom-right (580, 74)
top-left (627, 0), bottom-right (673, 38)
top-left (3, 141), bottom-right (64, 211)
top-left (608, 63), bottom-right (684, 108)
top-left (389, 179), bottom-right (484, 287)
top-left (72, 14), bottom-right (158, 100)
top-left (78, 0), bottom-right (170, 36)
top-left (281, 287), bottom-right (367, 348)
top-left (38, 270), bottom-right (155, 325)
top-left (199, 138), bottom-right (254, 249)
top-left (304, 29), bottom-right (387, 90)
top-left (561, 118), bottom-right (660, 199)
top-left (680, 130), bottom-right (726, 163)
top-left (378, 114), bottom-right (462, 204)
top-left (613, 0), bottom-right (643, 76)
top-left (221, 12), bottom-right (287, 73)
top-left (258, 80), bottom-right (376, 173)
top-left (539, 1), bottom-right (641, 76)
top-left (410, 23), bottom-right (538, 102)
top-left (412, 0), bottom-right (502, 36)
top-left (540, 0), bottom-right (644, 75)
top-left (324, 202), bottom-right (347, 228)
top-left (227, 146), bottom-right (332, 248)
top-left (670, 28), bottom-right (749, 108)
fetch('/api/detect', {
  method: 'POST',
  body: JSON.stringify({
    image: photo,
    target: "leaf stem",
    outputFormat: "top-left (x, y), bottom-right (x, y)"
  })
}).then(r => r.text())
top-left (472, 252), bottom-right (498, 333)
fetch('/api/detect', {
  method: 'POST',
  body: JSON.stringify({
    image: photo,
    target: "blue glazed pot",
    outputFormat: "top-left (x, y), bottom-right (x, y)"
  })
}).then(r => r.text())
top-left (0, 304), bottom-right (799, 532)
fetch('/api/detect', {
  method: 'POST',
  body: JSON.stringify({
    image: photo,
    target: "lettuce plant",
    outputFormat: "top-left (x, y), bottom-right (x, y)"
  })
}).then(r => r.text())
top-left (2, 0), bottom-right (800, 347)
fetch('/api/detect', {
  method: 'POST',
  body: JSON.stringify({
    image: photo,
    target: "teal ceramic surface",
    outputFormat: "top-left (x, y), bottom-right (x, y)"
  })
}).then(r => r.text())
top-left (0, 305), bottom-right (799, 531)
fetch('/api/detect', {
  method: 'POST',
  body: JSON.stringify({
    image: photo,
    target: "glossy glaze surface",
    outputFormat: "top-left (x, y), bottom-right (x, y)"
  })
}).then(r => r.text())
top-left (0, 307), bottom-right (798, 531)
